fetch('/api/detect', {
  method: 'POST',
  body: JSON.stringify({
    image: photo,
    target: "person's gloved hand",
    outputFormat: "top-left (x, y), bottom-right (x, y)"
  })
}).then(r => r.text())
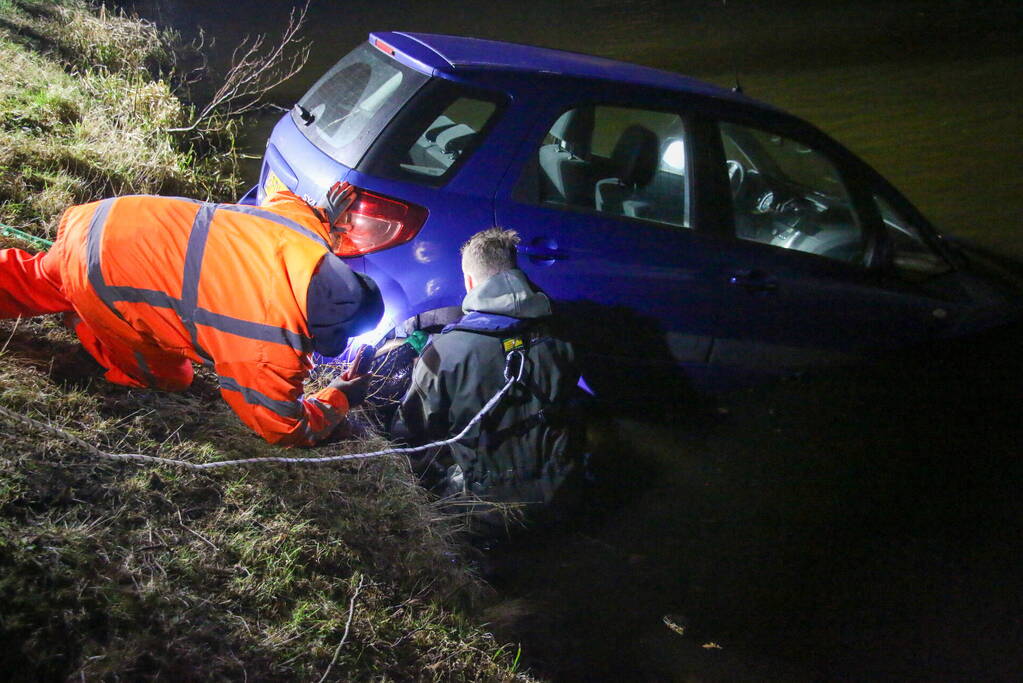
top-left (328, 373), bottom-right (371, 407)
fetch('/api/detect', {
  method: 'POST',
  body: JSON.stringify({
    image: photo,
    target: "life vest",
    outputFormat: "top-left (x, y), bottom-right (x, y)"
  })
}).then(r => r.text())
top-left (52, 192), bottom-right (351, 446)
top-left (444, 311), bottom-right (555, 359)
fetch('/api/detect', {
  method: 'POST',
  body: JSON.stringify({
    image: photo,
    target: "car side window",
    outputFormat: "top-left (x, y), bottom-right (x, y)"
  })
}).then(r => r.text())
top-left (537, 105), bottom-right (690, 229)
top-left (360, 80), bottom-right (506, 188)
top-left (874, 194), bottom-right (951, 280)
top-left (402, 97), bottom-right (498, 179)
top-left (720, 122), bottom-right (864, 265)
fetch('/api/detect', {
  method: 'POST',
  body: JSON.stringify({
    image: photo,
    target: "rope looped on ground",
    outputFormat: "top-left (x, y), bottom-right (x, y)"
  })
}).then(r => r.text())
top-left (0, 350), bottom-right (526, 471)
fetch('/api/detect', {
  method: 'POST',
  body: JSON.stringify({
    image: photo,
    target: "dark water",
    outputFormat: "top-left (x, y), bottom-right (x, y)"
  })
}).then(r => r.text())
top-left (117, 1), bottom-right (1023, 679)
top-left (485, 320), bottom-right (1023, 679)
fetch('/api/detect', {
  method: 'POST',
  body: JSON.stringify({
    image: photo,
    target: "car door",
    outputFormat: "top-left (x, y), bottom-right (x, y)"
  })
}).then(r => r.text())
top-left (707, 118), bottom-right (970, 379)
top-left (495, 97), bottom-right (728, 396)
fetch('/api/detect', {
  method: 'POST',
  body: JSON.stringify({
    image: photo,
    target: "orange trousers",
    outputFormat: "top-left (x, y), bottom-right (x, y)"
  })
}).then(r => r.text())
top-left (0, 247), bottom-right (193, 390)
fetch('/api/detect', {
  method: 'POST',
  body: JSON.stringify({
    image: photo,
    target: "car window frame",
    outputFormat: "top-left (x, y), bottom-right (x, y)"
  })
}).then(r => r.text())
top-left (861, 168), bottom-right (962, 279)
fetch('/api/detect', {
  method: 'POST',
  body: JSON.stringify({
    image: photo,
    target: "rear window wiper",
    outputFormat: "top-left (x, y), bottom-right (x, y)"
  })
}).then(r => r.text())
top-left (295, 104), bottom-right (315, 125)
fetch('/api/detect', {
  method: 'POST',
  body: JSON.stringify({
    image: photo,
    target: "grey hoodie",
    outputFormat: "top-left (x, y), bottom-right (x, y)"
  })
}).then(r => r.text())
top-left (460, 268), bottom-right (553, 319)
top-left (399, 269), bottom-right (580, 518)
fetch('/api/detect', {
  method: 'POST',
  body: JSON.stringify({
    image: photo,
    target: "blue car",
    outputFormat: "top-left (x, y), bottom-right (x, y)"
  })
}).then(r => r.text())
top-left (251, 32), bottom-right (1021, 394)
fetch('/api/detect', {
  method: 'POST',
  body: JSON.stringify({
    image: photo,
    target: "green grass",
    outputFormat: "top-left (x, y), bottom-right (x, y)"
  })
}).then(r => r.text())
top-left (0, 324), bottom-right (525, 678)
top-left (0, 0), bottom-right (237, 240)
top-left (0, 2), bottom-right (532, 680)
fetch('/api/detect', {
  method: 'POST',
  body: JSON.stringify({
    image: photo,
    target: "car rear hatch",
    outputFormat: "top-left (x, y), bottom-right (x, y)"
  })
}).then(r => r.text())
top-left (257, 39), bottom-right (431, 205)
top-left (256, 34), bottom-right (518, 352)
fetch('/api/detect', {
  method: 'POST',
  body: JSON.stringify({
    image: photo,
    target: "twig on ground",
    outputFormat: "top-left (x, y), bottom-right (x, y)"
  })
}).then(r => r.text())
top-left (177, 509), bottom-right (219, 551)
top-left (318, 573), bottom-right (366, 683)
top-left (0, 316), bottom-right (22, 356)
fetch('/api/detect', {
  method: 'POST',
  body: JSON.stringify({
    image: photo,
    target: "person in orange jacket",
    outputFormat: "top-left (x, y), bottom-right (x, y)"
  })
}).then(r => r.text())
top-left (0, 184), bottom-right (383, 446)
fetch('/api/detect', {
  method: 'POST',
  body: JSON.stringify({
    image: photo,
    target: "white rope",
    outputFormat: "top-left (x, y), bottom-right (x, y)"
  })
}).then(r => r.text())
top-left (0, 351), bottom-right (524, 472)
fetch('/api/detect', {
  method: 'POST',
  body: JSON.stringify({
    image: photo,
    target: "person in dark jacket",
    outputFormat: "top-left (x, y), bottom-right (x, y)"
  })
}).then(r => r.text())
top-left (399, 228), bottom-right (582, 534)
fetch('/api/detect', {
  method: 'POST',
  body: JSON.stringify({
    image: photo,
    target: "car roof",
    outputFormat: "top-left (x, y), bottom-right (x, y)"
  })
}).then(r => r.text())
top-left (371, 31), bottom-right (763, 107)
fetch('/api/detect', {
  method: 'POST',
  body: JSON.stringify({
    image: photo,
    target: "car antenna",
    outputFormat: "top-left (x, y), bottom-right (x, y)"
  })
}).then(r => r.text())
top-left (722, 0), bottom-right (745, 95)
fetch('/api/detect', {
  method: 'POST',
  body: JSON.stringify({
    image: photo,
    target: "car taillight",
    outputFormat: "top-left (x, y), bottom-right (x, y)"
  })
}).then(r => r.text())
top-left (335, 188), bottom-right (428, 257)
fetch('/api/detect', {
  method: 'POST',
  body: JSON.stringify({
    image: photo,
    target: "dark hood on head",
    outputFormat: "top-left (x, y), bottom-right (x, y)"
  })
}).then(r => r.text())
top-left (306, 255), bottom-right (383, 357)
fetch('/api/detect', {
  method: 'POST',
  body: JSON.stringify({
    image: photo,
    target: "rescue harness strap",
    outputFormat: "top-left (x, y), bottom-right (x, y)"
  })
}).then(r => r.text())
top-left (0, 350), bottom-right (527, 472)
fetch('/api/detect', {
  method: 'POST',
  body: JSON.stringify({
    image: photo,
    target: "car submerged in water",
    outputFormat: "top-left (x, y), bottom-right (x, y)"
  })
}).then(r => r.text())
top-left (248, 31), bottom-right (1022, 396)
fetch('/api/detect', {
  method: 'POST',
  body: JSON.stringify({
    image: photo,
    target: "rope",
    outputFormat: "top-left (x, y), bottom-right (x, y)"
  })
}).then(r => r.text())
top-left (0, 223), bottom-right (54, 249)
top-left (0, 350), bottom-right (526, 472)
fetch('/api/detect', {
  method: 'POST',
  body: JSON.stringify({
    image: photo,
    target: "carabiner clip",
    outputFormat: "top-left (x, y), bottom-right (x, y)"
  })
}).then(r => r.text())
top-left (504, 349), bottom-right (526, 385)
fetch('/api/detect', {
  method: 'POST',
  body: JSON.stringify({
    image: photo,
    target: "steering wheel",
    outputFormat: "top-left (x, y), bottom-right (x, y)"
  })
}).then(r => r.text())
top-left (772, 195), bottom-right (821, 235)
top-left (726, 159), bottom-right (745, 197)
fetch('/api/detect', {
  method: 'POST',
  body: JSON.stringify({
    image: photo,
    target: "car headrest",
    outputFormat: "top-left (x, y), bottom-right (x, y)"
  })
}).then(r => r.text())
top-left (424, 116), bottom-right (456, 142)
top-left (435, 123), bottom-right (475, 155)
top-left (549, 107), bottom-right (594, 158)
top-left (612, 124), bottom-right (659, 188)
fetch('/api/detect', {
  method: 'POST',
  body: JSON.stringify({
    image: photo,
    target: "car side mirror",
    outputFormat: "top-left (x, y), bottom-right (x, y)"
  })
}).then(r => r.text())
top-left (893, 253), bottom-right (953, 282)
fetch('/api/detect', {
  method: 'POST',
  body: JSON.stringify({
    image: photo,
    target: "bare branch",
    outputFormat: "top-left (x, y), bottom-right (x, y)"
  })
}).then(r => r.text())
top-left (167, 2), bottom-right (310, 135)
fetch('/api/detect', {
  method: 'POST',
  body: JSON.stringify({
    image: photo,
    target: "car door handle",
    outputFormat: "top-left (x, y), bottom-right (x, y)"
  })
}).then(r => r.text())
top-left (729, 269), bottom-right (778, 293)
top-left (517, 238), bottom-right (566, 262)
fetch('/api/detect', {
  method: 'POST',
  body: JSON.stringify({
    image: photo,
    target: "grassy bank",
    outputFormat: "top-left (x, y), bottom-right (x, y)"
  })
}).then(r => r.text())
top-left (0, 2), bottom-right (527, 679)
top-left (0, 0), bottom-right (239, 235)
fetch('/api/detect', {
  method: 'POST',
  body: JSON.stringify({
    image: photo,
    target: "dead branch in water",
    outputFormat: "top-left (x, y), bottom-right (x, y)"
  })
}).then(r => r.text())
top-left (168, 2), bottom-right (310, 136)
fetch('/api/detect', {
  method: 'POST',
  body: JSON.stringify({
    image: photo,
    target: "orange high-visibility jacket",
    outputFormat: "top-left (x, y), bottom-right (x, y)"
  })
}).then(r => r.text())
top-left (51, 192), bottom-right (354, 446)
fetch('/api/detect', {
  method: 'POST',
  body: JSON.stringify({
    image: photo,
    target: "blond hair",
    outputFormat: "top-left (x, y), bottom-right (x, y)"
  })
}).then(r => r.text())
top-left (460, 227), bottom-right (520, 283)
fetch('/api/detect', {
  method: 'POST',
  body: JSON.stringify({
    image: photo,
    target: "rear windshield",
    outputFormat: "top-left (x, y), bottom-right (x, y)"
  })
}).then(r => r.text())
top-left (293, 43), bottom-right (429, 167)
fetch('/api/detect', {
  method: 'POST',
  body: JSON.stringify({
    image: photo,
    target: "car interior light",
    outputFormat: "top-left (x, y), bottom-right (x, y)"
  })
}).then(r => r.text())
top-left (662, 140), bottom-right (686, 171)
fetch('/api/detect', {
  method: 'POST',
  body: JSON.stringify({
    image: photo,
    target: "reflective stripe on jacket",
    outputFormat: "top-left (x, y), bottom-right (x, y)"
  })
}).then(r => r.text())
top-left (53, 192), bottom-right (349, 446)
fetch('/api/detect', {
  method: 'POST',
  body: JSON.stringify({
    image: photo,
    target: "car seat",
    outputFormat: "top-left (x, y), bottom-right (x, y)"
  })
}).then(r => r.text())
top-left (634, 136), bottom-right (687, 226)
top-left (594, 124), bottom-right (660, 218)
top-left (409, 119), bottom-right (478, 172)
top-left (538, 107), bottom-right (595, 207)
top-left (409, 115), bottom-right (456, 168)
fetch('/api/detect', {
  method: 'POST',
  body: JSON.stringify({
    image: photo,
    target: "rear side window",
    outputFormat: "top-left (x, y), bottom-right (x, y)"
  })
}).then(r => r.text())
top-left (359, 80), bottom-right (506, 187)
top-left (293, 43), bottom-right (429, 167)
